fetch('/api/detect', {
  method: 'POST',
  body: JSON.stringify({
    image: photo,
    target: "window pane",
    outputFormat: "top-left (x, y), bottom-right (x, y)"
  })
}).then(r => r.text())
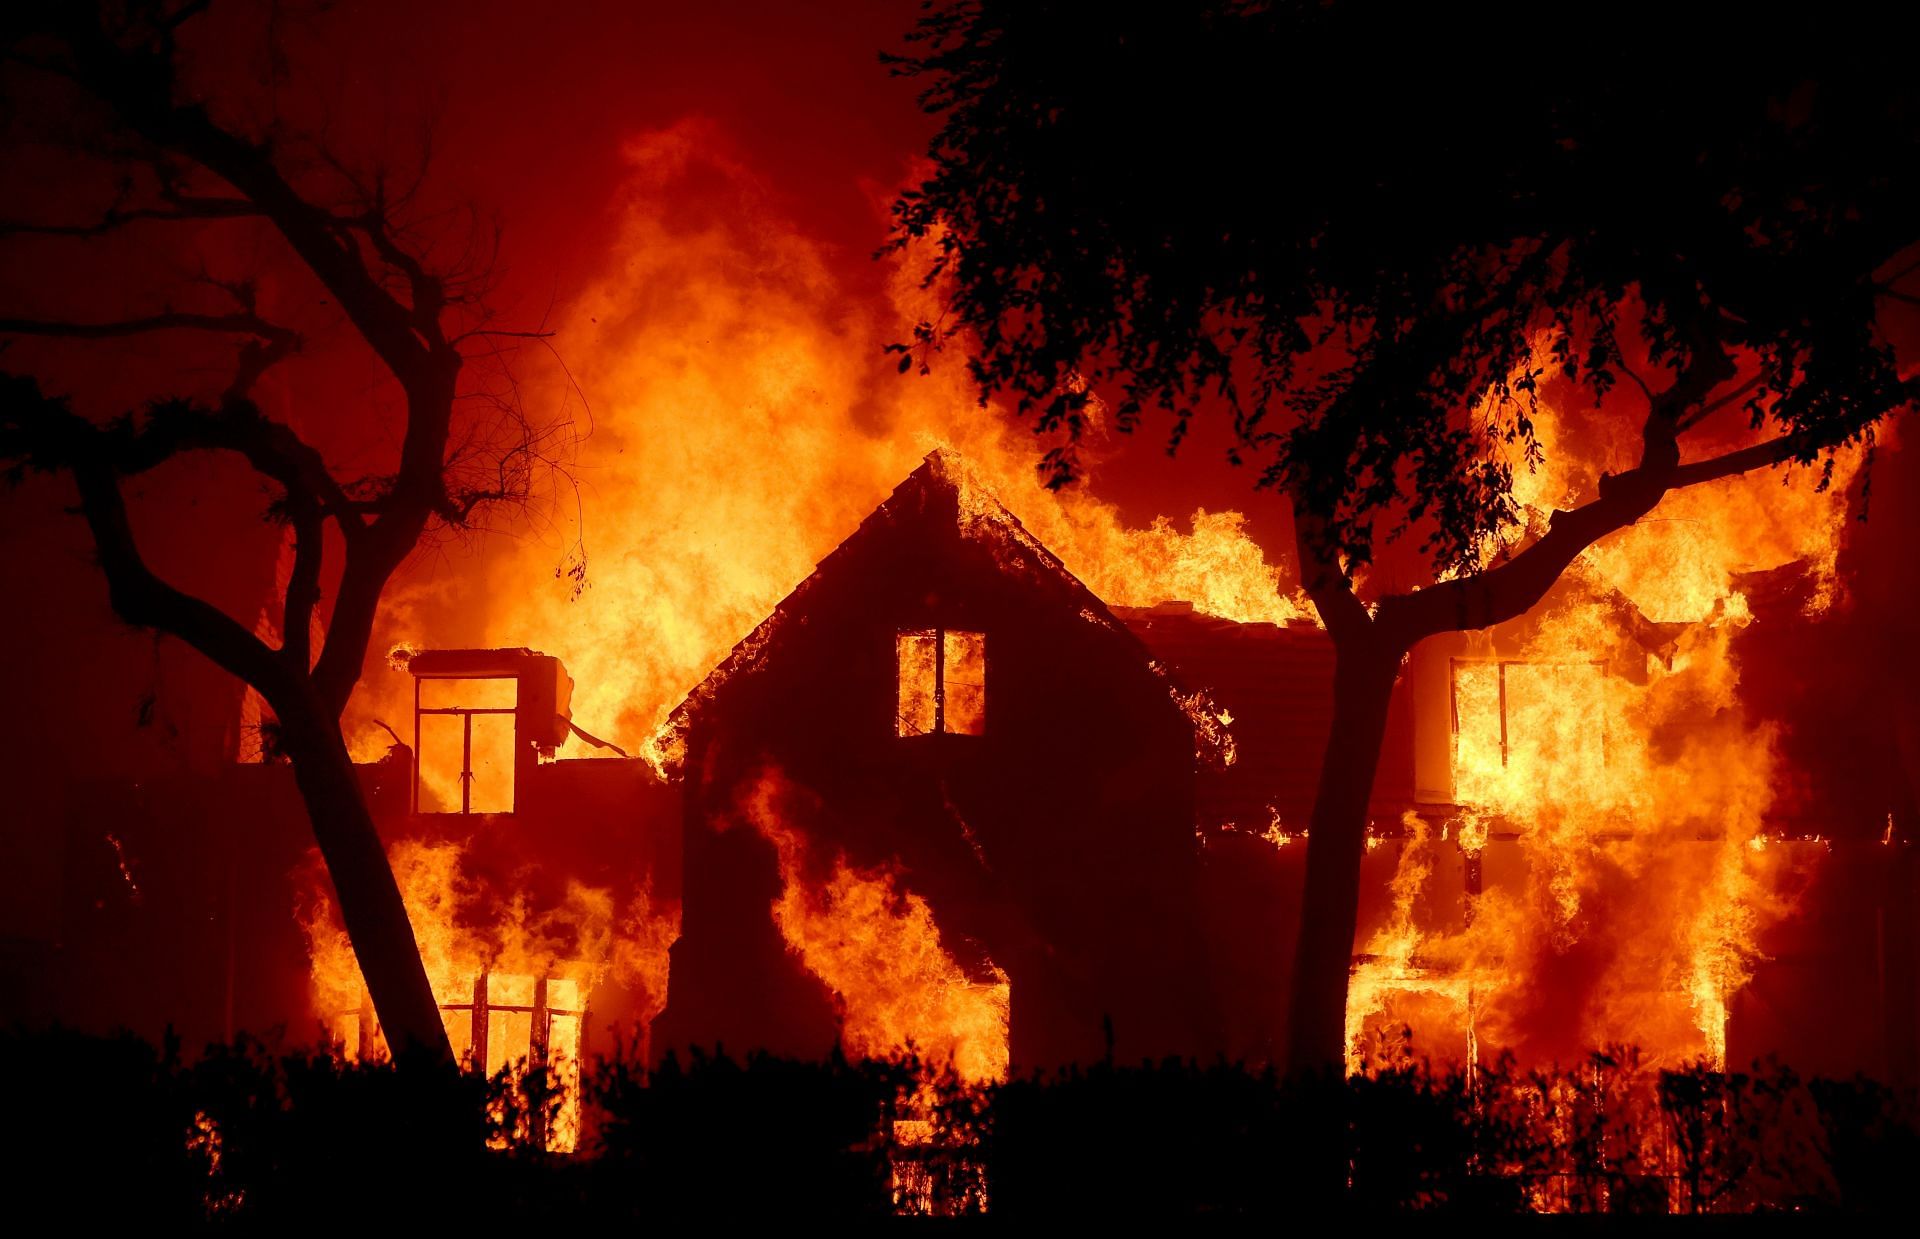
top-left (546, 976), bottom-right (581, 1012)
top-left (547, 1012), bottom-right (585, 1153)
top-left (440, 1006), bottom-right (475, 1065)
top-left (1451, 661), bottom-right (1504, 804)
top-left (486, 1009), bottom-right (534, 1076)
top-left (1503, 662), bottom-right (1607, 783)
top-left (419, 676), bottom-right (517, 710)
top-left (417, 713), bottom-right (467, 812)
top-left (334, 1011), bottom-right (361, 1061)
top-left (488, 972), bottom-right (536, 1007)
top-left (1452, 661), bottom-right (1607, 807)
top-left (468, 712), bottom-right (516, 813)
top-left (897, 630), bottom-right (938, 737)
top-left (547, 1012), bottom-right (582, 1065)
top-left (942, 631), bottom-right (987, 736)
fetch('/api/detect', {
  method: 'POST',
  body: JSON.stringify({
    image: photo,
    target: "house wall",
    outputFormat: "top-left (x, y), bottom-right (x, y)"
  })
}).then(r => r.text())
top-left (1390, 617), bottom-right (1918, 1076)
top-left (656, 480), bottom-right (1218, 1071)
top-left (42, 751), bottom-right (676, 1059)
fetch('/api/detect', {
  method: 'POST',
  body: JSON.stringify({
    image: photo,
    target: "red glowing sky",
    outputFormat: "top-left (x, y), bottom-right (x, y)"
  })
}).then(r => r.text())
top-left (262, 0), bottom-right (1264, 527)
top-left (0, 0), bottom-right (1265, 929)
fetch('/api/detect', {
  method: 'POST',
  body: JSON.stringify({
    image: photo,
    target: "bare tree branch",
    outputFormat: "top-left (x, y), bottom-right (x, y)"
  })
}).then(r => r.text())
top-left (449, 328), bottom-right (557, 346)
top-left (1387, 429), bottom-right (1835, 645)
top-left (0, 310), bottom-right (298, 344)
top-left (342, 206), bottom-right (447, 342)
top-left (53, 23), bottom-right (447, 394)
top-left (1674, 372), bottom-right (1765, 433)
top-left (0, 374), bottom-right (297, 697)
top-left (281, 490), bottom-right (324, 672)
top-left (0, 196), bottom-right (261, 236)
top-left (0, 1), bottom-right (571, 1067)
top-left (1664, 430), bottom-right (1821, 489)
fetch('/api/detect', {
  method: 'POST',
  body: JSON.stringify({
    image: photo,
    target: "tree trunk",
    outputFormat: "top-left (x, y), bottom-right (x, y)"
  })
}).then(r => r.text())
top-left (280, 692), bottom-right (453, 1064)
top-left (1286, 637), bottom-right (1402, 1078)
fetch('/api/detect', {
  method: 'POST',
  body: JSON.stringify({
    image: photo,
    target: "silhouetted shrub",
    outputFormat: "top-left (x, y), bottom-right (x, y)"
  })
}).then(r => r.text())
top-left (583, 1044), bottom-right (909, 1220)
top-left (4, 1025), bottom-right (1917, 1221)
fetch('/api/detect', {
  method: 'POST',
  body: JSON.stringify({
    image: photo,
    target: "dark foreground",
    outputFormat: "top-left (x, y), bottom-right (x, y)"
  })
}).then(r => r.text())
top-left (2, 1027), bottom-right (1915, 1225)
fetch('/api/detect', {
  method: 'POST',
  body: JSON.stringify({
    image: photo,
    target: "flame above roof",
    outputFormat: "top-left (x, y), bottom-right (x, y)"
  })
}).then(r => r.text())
top-left (647, 448), bottom-right (1167, 776)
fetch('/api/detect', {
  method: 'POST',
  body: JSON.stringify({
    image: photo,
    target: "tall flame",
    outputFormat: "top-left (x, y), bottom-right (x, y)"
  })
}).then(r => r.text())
top-left (1347, 386), bottom-right (1861, 1071)
top-left (736, 769), bottom-right (1009, 1083)
top-left (320, 125), bottom-right (1875, 1084)
top-left (297, 839), bottom-right (678, 1150)
top-left (347, 121), bottom-right (1305, 768)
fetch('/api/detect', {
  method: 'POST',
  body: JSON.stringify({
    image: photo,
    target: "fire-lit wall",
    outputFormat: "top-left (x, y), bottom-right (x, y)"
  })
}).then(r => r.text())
top-left (1344, 569), bottom-right (1920, 1080)
top-left (654, 453), bottom-right (1218, 1073)
top-left (46, 749), bottom-right (679, 1063)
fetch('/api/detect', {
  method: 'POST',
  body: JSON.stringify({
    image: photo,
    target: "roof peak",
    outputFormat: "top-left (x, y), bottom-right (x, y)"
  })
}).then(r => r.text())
top-left (650, 445), bottom-right (1145, 776)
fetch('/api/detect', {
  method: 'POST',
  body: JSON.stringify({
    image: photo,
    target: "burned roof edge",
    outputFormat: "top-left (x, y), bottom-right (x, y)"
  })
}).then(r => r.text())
top-left (646, 448), bottom-right (1176, 779)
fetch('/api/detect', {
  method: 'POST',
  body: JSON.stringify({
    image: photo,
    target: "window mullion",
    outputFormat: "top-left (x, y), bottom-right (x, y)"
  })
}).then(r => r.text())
top-left (933, 627), bottom-right (947, 735)
top-left (1497, 662), bottom-right (1509, 769)
top-left (471, 971), bottom-right (488, 1073)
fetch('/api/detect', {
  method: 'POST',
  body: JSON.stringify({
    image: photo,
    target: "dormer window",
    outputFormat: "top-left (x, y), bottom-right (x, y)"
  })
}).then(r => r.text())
top-left (896, 629), bottom-right (986, 737)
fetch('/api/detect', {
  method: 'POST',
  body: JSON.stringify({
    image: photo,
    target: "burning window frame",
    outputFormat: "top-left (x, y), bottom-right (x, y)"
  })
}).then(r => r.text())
top-left (895, 628), bottom-right (988, 738)
top-left (1448, 657), bottom-right (1611, 777)
top-left (328, 964), bottom-right (592, 1152)
top-left (401, 648), bottom-right (575, 815)
top-left (414, 674), bottom-right (519, 814)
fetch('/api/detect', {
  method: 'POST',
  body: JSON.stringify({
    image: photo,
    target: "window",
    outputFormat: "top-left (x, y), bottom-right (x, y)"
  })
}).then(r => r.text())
top-left (897, 629), bottom-right (986, 737)
top-left (414, 676), bottom-right (517, 813)
top-left (1450, 659), bottom-right (1608, 804)
top-left (330, 968), bottom-right (588, 1151)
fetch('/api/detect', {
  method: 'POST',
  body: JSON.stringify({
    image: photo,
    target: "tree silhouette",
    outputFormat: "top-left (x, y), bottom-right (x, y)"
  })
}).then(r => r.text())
top-left (887, 0), bottom-right (1920, 1079)
top-left (0, 3), bottom-right (566, 1062)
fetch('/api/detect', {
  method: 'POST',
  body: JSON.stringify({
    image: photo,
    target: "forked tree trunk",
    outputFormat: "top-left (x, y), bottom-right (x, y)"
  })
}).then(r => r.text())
top-left (1286, 637), bottom-right (1402, 1078)
top-left (279, 690), bottom-right (452, 1063)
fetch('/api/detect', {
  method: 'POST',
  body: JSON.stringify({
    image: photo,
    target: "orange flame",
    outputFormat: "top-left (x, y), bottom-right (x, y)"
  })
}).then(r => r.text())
top-left (737, 769), bottom-right (1010, 1083)
top-left (346, 120), bottom-right (1305, 770)
top-left (1347, 382), bottom-right (1856, 1072)
top-left (297, 839), bottom-right (678, 1151)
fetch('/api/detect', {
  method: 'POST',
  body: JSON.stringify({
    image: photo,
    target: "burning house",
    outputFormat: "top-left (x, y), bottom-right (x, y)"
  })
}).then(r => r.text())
top-left (642, 446), bottom-right (1920, 1080)
top-left (9, 2), bottom-right (1920, 1218)
top-left (28, 445), bottom-right (1920, 1130)
top-left (53, 646), bottom-right (680, 1152)
top-left (649, 449), bottom-right (1220, 1073)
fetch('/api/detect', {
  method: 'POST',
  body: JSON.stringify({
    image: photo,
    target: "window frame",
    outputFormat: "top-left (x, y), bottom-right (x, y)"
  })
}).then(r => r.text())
top-left (1447, 656), bottom-right (1610, 770)
top-left (335, 967), bottom-right (587, 1151)
top-left (413, 673), bottom-right (518, 814)
top-left (896, 627), bottom-right (987, 738)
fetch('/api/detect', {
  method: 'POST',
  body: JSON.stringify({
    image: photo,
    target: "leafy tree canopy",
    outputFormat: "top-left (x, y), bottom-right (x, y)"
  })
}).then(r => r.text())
top-left (890, 0), bottom-right (1920, 576)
